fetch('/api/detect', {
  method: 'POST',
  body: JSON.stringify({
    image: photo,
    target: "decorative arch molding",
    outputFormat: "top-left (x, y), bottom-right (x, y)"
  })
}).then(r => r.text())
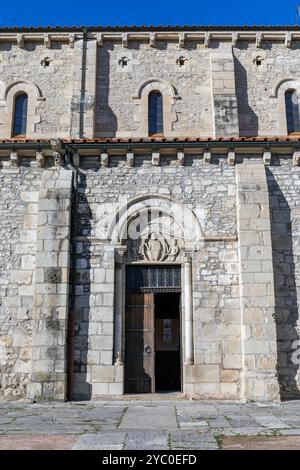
top-left (270, 77), bottom-right (300, 98)
top-left (0, 80), bottom-right (44, 138)
top-left (269, 78), bottom-right (300, 135)
top-left (134, 78), bottom-right (179, 101)
top-left (107, 194), bottom-right (203, 256)
top-left (131, 78), bottom-right (179, 138)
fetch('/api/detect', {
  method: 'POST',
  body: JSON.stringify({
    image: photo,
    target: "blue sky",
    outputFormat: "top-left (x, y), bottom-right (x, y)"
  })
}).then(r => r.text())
top-left (0, 0), bottom-right (299, 27)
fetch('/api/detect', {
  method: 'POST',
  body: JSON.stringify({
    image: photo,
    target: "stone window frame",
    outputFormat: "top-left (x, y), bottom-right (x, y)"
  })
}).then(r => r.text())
top-left (133, 79), bottom-right (179, 138)
top-left (270, 78), bottom-right (300, 136)
top-left (0, 80), bottom-right (44, 138)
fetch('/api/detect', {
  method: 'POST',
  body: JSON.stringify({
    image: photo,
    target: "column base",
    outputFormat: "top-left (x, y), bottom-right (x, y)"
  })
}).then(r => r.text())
top-left (27, 373), bottom-right (67, 401)
top-left (241, 371), bottom-right (281, 403)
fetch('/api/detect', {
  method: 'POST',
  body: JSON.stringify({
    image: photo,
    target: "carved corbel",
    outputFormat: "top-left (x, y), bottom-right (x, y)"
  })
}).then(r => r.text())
top-left (263, 150), bottom-right (272, 166)
top-left (149, 32), bottom-right (156, 48)
top-left (96, 33), bottom-right (104, 47)
top-left (126, 152), bottom-right (134, 167)
top-left (256, 32), bottom-right (263, 48)
top-left (17, 34), bottom-right (24, 49)
top-left (228, 151), bottom-right (236, 166)
top-left (285, 32), bottom-right (292, 48)
top-left (203, 151), bottom-right (211, 164)
top-left (122, 33), bottom-right (128, 48)
top-left (50, 138), bottom-right (65, 155)
top-left (44, 33), bottom-right (51, 48)
top-left (177, 151), bottom-right (185, 166)
top-left (232, 32), bottom-right (239, 47)
top-left (179, 32), bottom-right (185, 48)
top-left (204, 32), bottom-right (210, 48)
top-left (69, 33), bottom-right (75, 49)
top-left (101, 152), bottom-right (109, 167)
top-left (152, 152), bottom-right (160, 166)
top-left (36, 151), bottom-right (45, 168)
top-left (293, 150), bottom-right (300, 166)
top-left (10, 151), bottom-right (19, 167)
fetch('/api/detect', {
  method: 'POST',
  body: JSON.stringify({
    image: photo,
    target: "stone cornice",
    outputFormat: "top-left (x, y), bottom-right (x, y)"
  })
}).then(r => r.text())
top-left (1, 30), bottom-right (300, 47)
top-left (1, 140), bottom-right (300, 166)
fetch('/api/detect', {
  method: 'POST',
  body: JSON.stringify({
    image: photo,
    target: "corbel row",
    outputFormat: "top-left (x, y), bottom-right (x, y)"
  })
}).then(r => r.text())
top-left (9, 30), bottom-right (298, 50)
top-left (96, 31), bottom-right (296, 50)
top-left (6, 149), bottom-right (300, 168)
top-left (15, 32), bottom-right (77, 49)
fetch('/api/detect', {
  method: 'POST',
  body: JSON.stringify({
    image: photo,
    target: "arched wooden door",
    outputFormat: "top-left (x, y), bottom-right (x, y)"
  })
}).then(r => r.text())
top-left (124, 265), bottom-right (181, 394)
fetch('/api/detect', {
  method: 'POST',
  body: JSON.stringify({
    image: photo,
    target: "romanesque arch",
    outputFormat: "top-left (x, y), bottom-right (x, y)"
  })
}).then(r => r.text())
top-left (107, 194), bottom-right (203, 258)
top-left (0, 80), bottom-right (44, 138)
top-left (270, 78), bottom-right (300, 135)
top-left (133, 79), bottom-right (179, 137)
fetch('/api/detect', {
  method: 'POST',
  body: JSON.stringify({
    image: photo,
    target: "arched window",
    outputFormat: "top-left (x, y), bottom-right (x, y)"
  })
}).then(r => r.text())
top-left (285, 89), bottom-right (300, 134)
top-left (148, 91), bottom-right (163, 135)
top-left (12, 93), bottom-right (28, 136)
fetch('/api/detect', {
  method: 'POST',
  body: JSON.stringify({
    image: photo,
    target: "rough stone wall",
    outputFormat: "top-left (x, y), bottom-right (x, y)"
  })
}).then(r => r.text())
top-left (0, 164), bottom-right (42, 399)
top-left (0, 154), bottom-right (300, 401)
top-left (267, 160), bottom-right (300, 398)
top-left (0, 42), bottom-right (74, 138)
top-left (0, 37), bottom-right (299, 140)
top-left (233, 41), bottom-right (300, 137)
top-left (72, 156), bottom-right (239, 399)
top-left (95, 41), bottom-right (213, 138)
top-left (188, 240), bottom-right (240, 399)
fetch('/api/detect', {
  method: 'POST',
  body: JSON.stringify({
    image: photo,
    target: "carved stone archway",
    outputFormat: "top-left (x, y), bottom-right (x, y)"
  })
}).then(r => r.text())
top-left (109, 195), bottom-right (203, 389)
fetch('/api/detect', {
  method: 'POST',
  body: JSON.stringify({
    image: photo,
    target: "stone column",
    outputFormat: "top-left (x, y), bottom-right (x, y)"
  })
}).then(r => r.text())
top-left (114, 261), bottom-right (123, 363)
top-left (184, 259), bottom-right (194, 364)
top-left (27, 167), bottom-right (73, 401)
top-left (236, 163), bottom-right (280, 402)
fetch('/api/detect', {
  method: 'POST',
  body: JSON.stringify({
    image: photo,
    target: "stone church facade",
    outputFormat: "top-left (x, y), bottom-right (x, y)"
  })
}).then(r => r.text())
top-left (0, 25), bottom-right (300, 402)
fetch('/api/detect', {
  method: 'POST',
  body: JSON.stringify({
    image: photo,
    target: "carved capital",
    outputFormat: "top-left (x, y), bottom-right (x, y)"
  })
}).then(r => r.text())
top-left (115, 245), bottom-right (127, 264)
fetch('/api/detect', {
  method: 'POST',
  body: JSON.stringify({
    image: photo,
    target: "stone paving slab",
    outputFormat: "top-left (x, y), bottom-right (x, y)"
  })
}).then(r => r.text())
top-left (0, 434), bottom-right (79, 450)
top-left (0, 400), bottom-right (300, 449)
top-left (118, 405), bottom-right (178, 430)
top-left (124, 432), bottom-right (170, 450)
top-left (73, 432), bottom-right (127, 450)
top-left (222, 435), bottom-right (300, 450)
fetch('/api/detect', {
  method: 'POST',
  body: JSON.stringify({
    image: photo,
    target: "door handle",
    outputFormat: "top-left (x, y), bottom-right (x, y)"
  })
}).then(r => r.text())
top-left (144, 345), bottom-right (152, 354)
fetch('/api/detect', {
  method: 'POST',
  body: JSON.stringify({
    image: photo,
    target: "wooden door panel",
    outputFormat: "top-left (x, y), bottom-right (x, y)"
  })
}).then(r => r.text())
top-left (125, 293), bottom-right (155, 393)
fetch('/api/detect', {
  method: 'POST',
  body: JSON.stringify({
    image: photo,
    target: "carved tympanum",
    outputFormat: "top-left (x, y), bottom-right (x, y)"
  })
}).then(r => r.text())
top-left (127, 232), bottom-right (181, 262)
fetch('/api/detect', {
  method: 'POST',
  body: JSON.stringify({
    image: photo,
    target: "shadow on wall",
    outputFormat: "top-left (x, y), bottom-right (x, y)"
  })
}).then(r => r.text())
top-left (70, 170), bottom-right (92, 400)
top-left (95, 44), bottom-right (118, 137)
top-left (234, 56), bottom-right (259, 137)
top-left (267, 167), bottom-right (300, 400)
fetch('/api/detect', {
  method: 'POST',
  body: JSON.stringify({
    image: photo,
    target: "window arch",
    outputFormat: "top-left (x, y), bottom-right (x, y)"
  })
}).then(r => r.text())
top-left (285, 89), bottom-right (300, 134)
top-left (148, 91), bottom-right (163, 135)
top-left (12, 93), bottom-right (28, 136)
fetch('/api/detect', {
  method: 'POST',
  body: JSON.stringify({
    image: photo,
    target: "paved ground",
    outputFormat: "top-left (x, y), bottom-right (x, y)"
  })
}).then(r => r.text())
top-left (0, 398), bottom-right (300, 449)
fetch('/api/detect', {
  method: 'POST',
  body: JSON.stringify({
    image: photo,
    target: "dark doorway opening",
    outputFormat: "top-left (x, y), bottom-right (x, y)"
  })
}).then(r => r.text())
top-left (155, 293), bottom-right (181, 392)
top-left (124, 265), bottom-right (181, 394)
